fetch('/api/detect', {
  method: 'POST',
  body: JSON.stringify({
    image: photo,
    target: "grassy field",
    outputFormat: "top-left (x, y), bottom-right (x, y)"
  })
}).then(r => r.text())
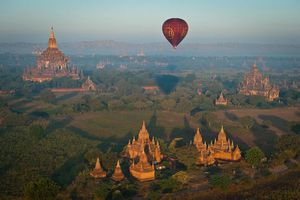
top-left (213, 107), bottom-right (300, 136)
top-left (69, 110), bottom-right (200, 142)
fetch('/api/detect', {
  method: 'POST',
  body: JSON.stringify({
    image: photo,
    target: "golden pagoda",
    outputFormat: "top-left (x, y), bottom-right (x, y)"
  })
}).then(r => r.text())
top-left (90, 157), bottom-right (106, 178)
top-left (238, 63), bottom-right (279, 101)
top-left (129, 149), bottom-right (155, 181)
top-left (111, 160), bottom-right (125, 182)
top-left (23, 27), bottom-right (80, 82)
top-left (194, 126), bottom-right (241, 166)
top-left (208, 126), bottom-right (241, 161)
top-left (193, 128), bottom-right (206, 151)
top-left (126, 121), bottom-right (162, 164)
top-left (215, 92), bottom-right (228, 106)
top-left (199, 150), bottom-right (215, 166)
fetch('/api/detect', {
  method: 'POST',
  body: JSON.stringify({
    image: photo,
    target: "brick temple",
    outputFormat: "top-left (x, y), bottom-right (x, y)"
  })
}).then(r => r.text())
top-left (23, 27), bottom-right (80, 82)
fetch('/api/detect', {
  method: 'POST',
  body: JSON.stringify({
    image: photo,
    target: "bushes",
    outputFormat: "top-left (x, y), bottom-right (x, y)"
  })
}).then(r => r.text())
top-left (245, 147), bottom-right (265, 167)
top-left (208, 174), bottom-right (232, 190)
top-left (149, 177), bottom-right (182, 197)
top-left (24, 178), bottom-right (60, 200)
top-left (94, 182), bottom-right (138, 200)
top-left (276, 134), bottom-right (300, 156)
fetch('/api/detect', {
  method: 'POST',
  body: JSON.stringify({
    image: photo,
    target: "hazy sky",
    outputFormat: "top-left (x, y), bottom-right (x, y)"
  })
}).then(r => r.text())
top-left (1, 0), bottom-right (300, 43)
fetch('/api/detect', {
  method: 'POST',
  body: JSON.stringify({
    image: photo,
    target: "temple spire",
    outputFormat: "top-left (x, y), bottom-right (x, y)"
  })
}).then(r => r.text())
top-left (217, 125), bottom-right (227, 142)
top-left (111, 159), bottom-right (125, 181)
top-left (194, 128), bottom-right (203, 144)
top-left (90, 157), bottom-right (106, 178)
top-left (95, 157), bottom-right (102, 170)
top-left (142, 120), bottom-right (146, 130)
top-left (48, 26), bottom-right (57, 49)
top-left (50, 26), bottom-right (54, 38)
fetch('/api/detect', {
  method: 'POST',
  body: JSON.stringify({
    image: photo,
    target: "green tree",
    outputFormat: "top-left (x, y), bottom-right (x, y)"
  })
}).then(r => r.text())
top-left (160, 99), bottom-right (176, 111)
top-left (245, 147), bottom-right (265, 167)
top-left (29, 124), bottom-right (45, 140)
top-left (208, 174), bottom-right (231, 190)
top-left (24, 178), bottom-right (60, 200)
top-left (94, 182), bottom-right (111, 200)
top-left (276, 134), bottom-right (300, 155)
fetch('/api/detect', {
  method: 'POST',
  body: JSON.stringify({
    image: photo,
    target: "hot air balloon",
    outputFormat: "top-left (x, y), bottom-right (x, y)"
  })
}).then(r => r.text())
top-left (162, 18), bottom-right (188, 49)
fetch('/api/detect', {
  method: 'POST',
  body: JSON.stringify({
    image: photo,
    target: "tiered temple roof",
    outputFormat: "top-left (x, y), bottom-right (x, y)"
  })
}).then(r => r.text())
top-left (126, 121), bottom-right (162, 164)
top-left (82, 76), bottom-right (97, 91)
top-left (193, 128), bottom-right (206, 151)
top-left (193, 126), bottom-right (241, 166)
top-left (90, 157), bottom-right (107, 178)
top-left (111, 160), bottom-right (125, 182)
top-left (23, 27), bottom-right (80, 82)
top-left (238, 63), bottom-right (279, 101)
top-left (215, 92), bottom-right (228, 106)
top-left (129, 149), bottom-right (155, 181)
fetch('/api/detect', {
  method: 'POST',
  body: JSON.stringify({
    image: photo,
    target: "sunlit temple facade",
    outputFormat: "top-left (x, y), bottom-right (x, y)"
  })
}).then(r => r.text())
top-left (125, 121), bottom-right (162, 164)
top-left (23, 27), bottom-right (80, 82)
top-left (238, 63), bottom-right (279, 101)
top-left (194, 126), bottom-right (241, 166)
top-left (111, 160), bottom-right (125, 182)
top-left (90, 157), bottom-right (107, 178)
top-left (129, 149), bottom-right (155, 181)
top-left (215, 92), bottom-right (228, 106)
top-left (125, 121), bottom-right (162, 181)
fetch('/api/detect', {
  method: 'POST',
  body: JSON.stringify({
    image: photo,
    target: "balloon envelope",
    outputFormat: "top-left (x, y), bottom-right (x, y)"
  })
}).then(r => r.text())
top-left (162, 18), bottom-right (188, 48)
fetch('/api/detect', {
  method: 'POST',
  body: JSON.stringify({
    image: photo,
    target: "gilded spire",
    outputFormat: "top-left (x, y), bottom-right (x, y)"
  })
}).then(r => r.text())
top-left (112, 160), bottom-right (125, 181)
top-left (193, 128), bottom-right (203, 144)
top-left (138, 120), bottom-right (150, 142)
top-left (95, 157), bottom-right (102, 170)
top-left (141, 120), bottom-right (146, 131)
top-left (48, 26), bottom-right (57, 49)
top-left (234, 145), bottom-right (241, 153)
top-left (217, 125), bottom-right (227, 142)
top-left (90, 157), bottom-right (106, 178)
top-left (50, 26), bottom-right (55, 38)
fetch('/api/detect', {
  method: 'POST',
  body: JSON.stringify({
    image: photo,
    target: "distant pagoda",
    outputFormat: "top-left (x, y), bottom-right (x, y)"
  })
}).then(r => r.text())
top-left (50, 76), bottom-right (97, 93)
top-left (111, 160), bottom-right (125, 182)
top-left (90, 157), bottom-right (106, 178)
top-left (215, 92), bottom-right (228, 106)
top-left (23, 27), bottom-right (80, 82)
top-left (238, 63), bottom-right (279, 101)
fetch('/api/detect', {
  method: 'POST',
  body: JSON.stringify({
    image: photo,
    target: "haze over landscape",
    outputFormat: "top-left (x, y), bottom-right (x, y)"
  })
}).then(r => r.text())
top-left (1, 0), bottom-right (300, 43)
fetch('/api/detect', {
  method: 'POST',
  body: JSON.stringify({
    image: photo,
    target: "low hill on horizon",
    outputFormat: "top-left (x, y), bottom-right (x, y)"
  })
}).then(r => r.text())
top-left (1, 41), bottom-right (300, 57)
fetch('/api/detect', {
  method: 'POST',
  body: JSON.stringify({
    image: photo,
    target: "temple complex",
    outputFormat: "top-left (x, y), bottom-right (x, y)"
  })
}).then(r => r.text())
top-left (215, 92), bottom-right (228, 106)
top-left (129, 149), bottom-right (155, 181)
top-left (125, 121), bottom-right (162, 164)
top-left (50, 76), bottom-right (97, 93)
top-left (193, 126), bottom-right (241, 166)
top-left (23, 27), bottom-right (80, 82)
top-left (90, 158), bottom-right (107, 178)
top-left (111, 160), bottom-right (125, 182)
top-left (238, 63), bottom-right (279, 101)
